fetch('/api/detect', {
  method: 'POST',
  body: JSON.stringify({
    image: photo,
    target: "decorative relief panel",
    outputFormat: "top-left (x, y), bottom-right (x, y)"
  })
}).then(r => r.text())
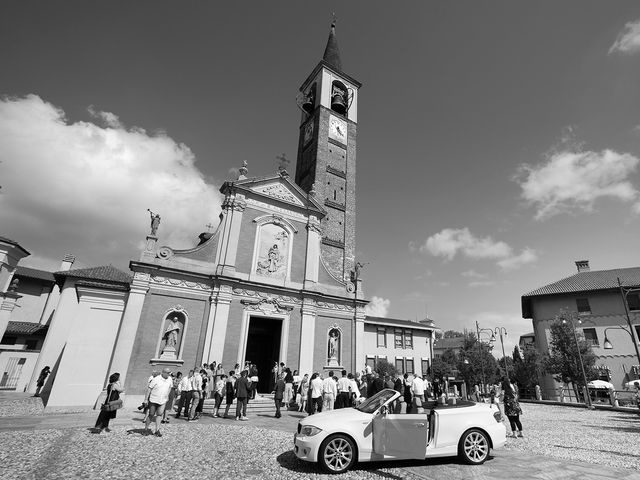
top-left (255, 223), bottom-right (290, 279)
top-left (252, 183), bottom-right (304, 206)
top-left (151, 276), bottom-right (210, 290)
top-left (232, 288), bottom-right (302, 305)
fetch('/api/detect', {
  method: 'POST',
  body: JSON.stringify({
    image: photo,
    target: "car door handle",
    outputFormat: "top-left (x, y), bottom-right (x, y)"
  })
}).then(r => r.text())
top-left (414, 423), bottom-right (425, 427)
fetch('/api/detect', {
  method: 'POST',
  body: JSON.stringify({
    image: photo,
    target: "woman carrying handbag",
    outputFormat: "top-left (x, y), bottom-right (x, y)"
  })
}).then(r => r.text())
top-left (95, 372), bottom-right (124, 433)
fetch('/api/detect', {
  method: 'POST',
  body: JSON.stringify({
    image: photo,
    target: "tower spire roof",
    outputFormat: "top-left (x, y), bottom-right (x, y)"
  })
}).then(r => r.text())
top-left (322, 21), bottom-right (342, 71)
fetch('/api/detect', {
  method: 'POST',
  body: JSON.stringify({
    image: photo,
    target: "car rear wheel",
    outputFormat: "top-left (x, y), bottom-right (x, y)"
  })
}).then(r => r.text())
top-left (318, 433), bottom-right (356, 474)
top-left (458, 428), bottom-right (490, 465)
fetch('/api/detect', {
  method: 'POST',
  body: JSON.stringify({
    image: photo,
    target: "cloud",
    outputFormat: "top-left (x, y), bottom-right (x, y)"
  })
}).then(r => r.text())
top-left (417, 228), bottom-right (536, 271)
top-left (609, 19), bottom-right (640, 54)
top-left (496, 247), bottom-right (537, 271)
top-left (365, 296), bottom-right (390, 317)
top-left (461, 270), bottom-right (488, 279)
top-left (515, 148), bottom-right (639, 220)
top-left (468, 281), bottom-right (496, 288)
top-left (421, 228), bottom-right (511, 261)
top-left (0, 94), bottom-right (222, 270)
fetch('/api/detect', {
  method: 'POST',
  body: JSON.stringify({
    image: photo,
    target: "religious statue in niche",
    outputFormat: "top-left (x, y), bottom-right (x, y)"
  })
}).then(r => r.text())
top-left (255, 224), bottom-right (289, 279)
top-left (160, 313), bottom-right (184, 359)
top-left (327, 328), bottom-right (341, 367)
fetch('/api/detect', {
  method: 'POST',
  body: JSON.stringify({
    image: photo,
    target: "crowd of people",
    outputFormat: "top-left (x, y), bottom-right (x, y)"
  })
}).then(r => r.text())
top-left (94, 361), bottom-right (525, 439)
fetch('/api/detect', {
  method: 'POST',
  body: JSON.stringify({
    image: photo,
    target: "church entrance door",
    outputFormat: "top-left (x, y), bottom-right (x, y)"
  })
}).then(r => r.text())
top-left (245, 317), bottom-right (282, 393)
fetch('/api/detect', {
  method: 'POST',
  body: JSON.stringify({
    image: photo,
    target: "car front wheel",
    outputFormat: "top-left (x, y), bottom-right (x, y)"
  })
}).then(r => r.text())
top-left (318, 433), bottom-right (356, 474)
top-left (458, 428), bottom-right (490, 465)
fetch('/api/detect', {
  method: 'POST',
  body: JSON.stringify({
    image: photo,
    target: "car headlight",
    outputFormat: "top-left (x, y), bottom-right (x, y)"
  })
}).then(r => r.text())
top-left (300, 425), bottom-right (323, 437)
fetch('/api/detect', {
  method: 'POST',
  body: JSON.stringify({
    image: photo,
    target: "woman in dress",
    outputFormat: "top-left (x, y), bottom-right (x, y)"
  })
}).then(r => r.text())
top-left (501, 377), bottom-right (523, 438)
top-left (95, 372), bottom-right (123, 433)
top-left (298, 374), bottom-right (309, 412)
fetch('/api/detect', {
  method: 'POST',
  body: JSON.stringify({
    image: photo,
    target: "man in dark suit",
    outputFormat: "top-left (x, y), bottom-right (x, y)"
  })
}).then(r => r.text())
top-left (274, 373), bottom-right (286, 418)
top-left (369, 372), bottom-right (385, 397)
top-left (235, 370), bottom-right (251, 420)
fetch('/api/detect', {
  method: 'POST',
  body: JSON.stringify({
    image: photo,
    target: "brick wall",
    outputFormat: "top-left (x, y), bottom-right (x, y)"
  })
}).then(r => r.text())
top-left (125, 291), bottom-right (206, 394)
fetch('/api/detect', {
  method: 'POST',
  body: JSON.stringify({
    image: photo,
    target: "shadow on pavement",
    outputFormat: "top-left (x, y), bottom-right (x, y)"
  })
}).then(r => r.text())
top-left (276, 449), bottom-right (494, 477)
top-left (126, 427), bottom-right (152, 436)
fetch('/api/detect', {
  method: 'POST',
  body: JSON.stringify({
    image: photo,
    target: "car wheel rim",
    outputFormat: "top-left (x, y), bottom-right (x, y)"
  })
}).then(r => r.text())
top-left (464, 432), bottom-right (488, 462)
top-left (324, 438), bottom-right (353, 471)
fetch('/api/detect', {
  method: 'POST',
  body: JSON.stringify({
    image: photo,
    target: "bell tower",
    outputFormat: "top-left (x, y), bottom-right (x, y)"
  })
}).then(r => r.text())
top-left (295, 22), bottom-right (362, 281)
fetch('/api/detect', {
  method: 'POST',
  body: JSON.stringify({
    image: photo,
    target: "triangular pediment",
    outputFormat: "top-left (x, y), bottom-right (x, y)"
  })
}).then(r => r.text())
top-left (250, 182), bottom-right (305, 207)
top-left (223, 174), bottom-right (325, 215)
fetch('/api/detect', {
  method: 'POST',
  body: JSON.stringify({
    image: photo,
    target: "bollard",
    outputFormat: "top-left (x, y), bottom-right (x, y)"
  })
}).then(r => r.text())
top-left (535, 384), bottom-right (542, 401)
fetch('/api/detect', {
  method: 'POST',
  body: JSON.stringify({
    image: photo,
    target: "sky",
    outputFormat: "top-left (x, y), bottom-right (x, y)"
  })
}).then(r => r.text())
top-left (2, 1), bottom-right (640, 357)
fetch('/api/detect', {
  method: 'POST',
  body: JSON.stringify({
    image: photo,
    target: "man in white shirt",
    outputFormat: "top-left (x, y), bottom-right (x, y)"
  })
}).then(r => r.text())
top-left (336, 370), bottom-right (351, 409)
top-left (175, 370), bottom-right (192, 418)
top-left (310, 373), bottom-right (324, 414)
top-left (322, 371), bottom-right (338, 411)
top-left (144, 367), bottom-right (173, 437)
top-left (411, 374), bottom-right (426, 404)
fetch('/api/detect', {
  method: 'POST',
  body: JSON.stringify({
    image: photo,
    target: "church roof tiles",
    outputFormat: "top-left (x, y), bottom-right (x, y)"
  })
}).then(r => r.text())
top-left (54, 265), bottom-right (132, 286)
top-left (323, 22), bottom-right (342, 72)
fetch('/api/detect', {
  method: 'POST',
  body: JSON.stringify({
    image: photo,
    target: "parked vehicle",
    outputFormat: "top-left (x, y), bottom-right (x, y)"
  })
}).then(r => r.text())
top-left (293, 388), bottom-right (506, 474)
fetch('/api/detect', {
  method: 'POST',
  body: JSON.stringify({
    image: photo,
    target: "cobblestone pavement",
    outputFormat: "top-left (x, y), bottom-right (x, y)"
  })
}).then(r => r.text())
top-left (0, 395), bottom-right (639, 480)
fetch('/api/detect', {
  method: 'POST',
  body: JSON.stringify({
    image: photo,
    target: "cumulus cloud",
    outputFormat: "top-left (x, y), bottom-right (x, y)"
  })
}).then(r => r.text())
top-left (365, 296), bottom-right (390, 317)
top-left (609, 18), bottom-right (640, 54)
top-left (0, 94), bottom-right (222, 270)
top-left (417, 228), bottom-right (536, 271)
top-left (515, 148), bottom-right (639, 220)
top-left (461, 270), bottom-right (488, 279)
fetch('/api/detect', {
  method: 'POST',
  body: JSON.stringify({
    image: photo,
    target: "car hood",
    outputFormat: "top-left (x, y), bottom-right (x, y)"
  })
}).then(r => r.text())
top-left (300, 408), bottom-right (370, 428)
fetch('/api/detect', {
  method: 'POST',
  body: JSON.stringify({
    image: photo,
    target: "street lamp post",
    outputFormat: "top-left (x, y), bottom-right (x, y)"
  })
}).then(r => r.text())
top-left (561, 313), bottom-right (593, 408)
top-left (615, 278), bottom-right (640, 374)
top-left (493, 327), bottom-right (510, 380)
top-left (476, 321), bottom-right (495, 395)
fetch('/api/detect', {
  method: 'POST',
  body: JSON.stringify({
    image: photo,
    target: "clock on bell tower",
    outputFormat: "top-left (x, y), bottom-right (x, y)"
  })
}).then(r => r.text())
top-left (294, 22), bottom-right (362, 282)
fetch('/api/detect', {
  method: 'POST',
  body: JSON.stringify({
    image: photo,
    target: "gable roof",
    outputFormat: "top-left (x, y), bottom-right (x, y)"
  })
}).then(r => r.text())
top-left (523, 266), bottom-right (640, 297)
top-left (365, 315), bottom-right (435, 331)
top-left (521, 266), bottom-right (640, 318)
top-left (221, 173), bottom-right (326, 216)
top-left (54, 265), bottom-right (131, 286)
top-left (15, 266), bottom-right (56, 283)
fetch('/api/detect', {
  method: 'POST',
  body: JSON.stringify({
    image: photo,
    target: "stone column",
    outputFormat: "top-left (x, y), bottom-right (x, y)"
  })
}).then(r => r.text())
top-left (215, 196), bottom-right (246, 276)
top-left (201, 294), bottom-right (218, 364)
top-left (208, 286), bottom-right (233, 363)
top-left (304, 217), bottom-right (322, 286)
top-left (299, 300), bottom-right (316, 374)
top-left (0, 291), bottom-right (21, 342)
top-left (108, 272), bottom-right (150, 384)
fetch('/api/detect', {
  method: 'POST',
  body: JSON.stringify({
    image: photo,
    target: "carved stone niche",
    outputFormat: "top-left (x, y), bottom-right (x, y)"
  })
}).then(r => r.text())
top-left (151, 306), bottom-right (187, 366)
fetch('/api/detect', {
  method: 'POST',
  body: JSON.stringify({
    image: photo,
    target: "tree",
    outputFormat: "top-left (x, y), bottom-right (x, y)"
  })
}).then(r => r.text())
top-left (512, 345), bottom-right (542, 394)
top-left (375, 358), bottom-right (398, 378)
top-left (431, 349), bottom-right (456, 379)
top-left (543, 309), bottom-right (598, 397)
top-left (456, 332), bottom-right (500, 390)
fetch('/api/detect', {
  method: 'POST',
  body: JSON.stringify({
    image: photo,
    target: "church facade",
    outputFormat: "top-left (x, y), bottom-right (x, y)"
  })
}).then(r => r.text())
top-left (118, 23), bottom-right (370, 396)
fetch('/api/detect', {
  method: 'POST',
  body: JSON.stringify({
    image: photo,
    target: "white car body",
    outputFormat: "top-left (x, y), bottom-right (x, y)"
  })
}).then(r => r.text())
top-left (294, 389), bottom-right (506, 473)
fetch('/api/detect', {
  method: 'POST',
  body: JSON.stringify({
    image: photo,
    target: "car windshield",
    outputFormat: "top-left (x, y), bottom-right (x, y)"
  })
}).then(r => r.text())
top-left (355, 389), bottom-right (397, 414)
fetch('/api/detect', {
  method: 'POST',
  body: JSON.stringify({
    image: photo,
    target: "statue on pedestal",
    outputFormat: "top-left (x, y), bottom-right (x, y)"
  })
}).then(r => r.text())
top-left (148, 209), bottom-right (161, 236)
top-left (160, 317), bottom-right (181, 359)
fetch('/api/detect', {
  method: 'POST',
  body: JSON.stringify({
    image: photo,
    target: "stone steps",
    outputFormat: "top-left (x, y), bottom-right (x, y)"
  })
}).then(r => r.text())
top-left (199, 394), bottom-right (299, 415)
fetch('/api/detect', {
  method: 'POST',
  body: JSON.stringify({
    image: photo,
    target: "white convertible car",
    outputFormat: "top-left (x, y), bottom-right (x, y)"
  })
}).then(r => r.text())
top-left (293, 389), bottom-right (506, 474)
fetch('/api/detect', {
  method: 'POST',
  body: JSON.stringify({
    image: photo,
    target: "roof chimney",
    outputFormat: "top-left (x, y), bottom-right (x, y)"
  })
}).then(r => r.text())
top-left (60, 254), bottom-right (75, 272)
top-left (575, 260), bottom-right (590, 273)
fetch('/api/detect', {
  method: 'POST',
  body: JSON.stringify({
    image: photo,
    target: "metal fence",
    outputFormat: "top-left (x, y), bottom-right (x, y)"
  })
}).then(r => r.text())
top-left (520, 385), bottom-right (640, 409)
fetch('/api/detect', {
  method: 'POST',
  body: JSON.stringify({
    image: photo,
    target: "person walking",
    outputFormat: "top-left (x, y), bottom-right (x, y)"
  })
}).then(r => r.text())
top-left (309, 373), bottom-right (323, 414)
top-left (144, 367), bottom-right (173, 437)
top-left (235, 370), bottom-right (250, 420)
top-left (283, 368), bottom-right (294, 406)
top-left (175, 370), bottom-right (192, 419)
top-left (34, 366), bottom-right (50, 397)
top-left (274, 373), bottom-right (286, 418)
top-left (94, 372), bottom-right (123, 433)
top-left (223, 371), bottom-right (236, 418)
top-left (502, 377), bottom-right (523, 438)
top-left (188, 369), bottom-right (203, 421)
top-left (213, 374), bottom-right (226, 417)
top-left (162, 372), bottom-right (181, 424)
